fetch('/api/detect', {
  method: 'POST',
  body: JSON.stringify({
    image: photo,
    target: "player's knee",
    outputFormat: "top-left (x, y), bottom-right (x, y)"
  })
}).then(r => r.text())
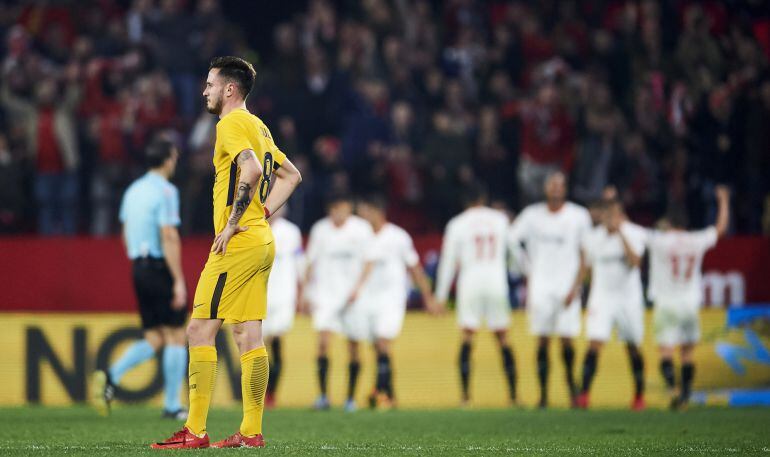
top-left (375, 339), bottom-right (390, 355)
top-left (186, 320), bottom-right (213, 346)
top-left (494, 331), bottom-right (509, 347)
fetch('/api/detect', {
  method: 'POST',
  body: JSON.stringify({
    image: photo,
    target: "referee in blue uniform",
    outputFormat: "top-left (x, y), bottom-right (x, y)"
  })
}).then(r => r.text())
top-left (93, 139), bottom-right (189, 420)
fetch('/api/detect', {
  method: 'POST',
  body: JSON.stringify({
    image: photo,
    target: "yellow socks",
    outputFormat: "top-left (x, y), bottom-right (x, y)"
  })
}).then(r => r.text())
top-left (184, 346), bottom-right (217, 436)
top-left (239, 346), bottom-right (269, 437)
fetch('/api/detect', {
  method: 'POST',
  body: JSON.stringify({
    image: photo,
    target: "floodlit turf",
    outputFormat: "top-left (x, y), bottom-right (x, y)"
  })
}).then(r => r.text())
top-left (0, 406), bottom-right (768, 456)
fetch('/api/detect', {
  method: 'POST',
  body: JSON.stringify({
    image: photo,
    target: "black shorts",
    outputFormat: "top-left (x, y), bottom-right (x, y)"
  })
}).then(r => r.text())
top-left (132, 258), bottom-right (187, 329)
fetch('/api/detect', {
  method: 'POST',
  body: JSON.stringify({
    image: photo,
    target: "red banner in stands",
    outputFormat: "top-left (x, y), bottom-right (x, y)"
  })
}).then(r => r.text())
top-left (0, 235), bottom-right (767, 312)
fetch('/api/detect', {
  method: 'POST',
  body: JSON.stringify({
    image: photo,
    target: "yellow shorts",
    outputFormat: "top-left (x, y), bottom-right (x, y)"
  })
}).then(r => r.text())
top-left (192, 241), bottom-right (275, 323)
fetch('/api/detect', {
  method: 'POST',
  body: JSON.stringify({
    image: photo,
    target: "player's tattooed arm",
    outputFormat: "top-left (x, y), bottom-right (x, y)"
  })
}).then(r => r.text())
top-left (212, 149), bottom-right (262, 255)
top-left (227, 181), bottom-right (255, 227)
top-left (226, 150), bottom-right (262, 227)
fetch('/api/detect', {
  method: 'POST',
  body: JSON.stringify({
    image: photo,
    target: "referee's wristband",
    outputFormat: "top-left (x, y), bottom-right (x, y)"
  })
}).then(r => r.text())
top-left (264, 206), bottom-right (271, 219)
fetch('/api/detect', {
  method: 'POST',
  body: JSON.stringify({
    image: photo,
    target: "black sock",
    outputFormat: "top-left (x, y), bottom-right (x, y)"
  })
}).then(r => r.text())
top-left (581, 349), bottom-right (598, 394)
top-left (317, 356), bottom-right (329, 396)
top-left (537, 345), bottom-right (549, 404)
top-left (267, 338), bottom-right (282, 395)
top-left (459, 342), bottom-right (471, 400)
top-left (562, 344), bottom-right (576, 396)
top-left (628, 346), bottom-right (645, 397)
top-left (660, 359), bottom-right (675, 390)
top-left (347, 360), bottom-right (361, 400)
top-left (376, 353), bottom-right (393, 397)
top-left (681, 363), bottom-right (695, 401)
top-left (500, 345), bottom-right (516, 401)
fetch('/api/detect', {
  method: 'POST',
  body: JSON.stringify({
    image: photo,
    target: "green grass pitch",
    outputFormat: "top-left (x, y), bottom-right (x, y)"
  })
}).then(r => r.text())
top-left (0, 406), bottom-right (768, 456)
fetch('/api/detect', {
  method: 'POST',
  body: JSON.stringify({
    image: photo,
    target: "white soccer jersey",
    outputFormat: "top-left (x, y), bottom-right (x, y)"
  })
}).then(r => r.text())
top-left (436, 207), bottom-right (510, 302)
top-left (305, 215), bottom-right (374, 309)
top-left (361, 223), bottom-right (420, 301)
top-left (582, 222), bottom-right (647, 344)
top-left (647, 227), bottom-right (718, 311)
top-left (264, 217), bottom-right (303, 337)
top-left (436, 207), bottom-right (511, 330)
top-left (509, 202), bottom-right (592, 302)
top-left (344, 222), bottom-right (419, 342)
top-left (583, 222), bottom-right (647, 309)
top-left (267, 217), bottom-right (303, 305)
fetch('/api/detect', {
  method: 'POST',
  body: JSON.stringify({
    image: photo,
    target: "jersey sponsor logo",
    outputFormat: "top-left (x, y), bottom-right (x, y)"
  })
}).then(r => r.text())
top-left (193, 303), bottom-right (205, 309)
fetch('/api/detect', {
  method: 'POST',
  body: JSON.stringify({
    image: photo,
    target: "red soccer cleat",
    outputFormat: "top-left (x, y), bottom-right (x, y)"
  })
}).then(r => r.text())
top-left (576, 392), bottom-right (589, 409)
top-left (631, 395), bottom-right (646, 411)
top-left (150, 427), bottom-right (209, 449)
top-left (211, 431), bottom-right (265, 448)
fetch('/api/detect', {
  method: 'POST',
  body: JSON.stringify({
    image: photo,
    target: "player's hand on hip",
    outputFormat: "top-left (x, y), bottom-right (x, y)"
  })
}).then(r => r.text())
top-left (171, 279), bottom-right (187, 310)
top-left (211, 225), bottom-right (249, 255)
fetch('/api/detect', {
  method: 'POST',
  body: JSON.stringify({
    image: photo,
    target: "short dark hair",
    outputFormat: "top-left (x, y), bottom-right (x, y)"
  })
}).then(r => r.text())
top-left (326, 191), bottom-right (353, 209)
top-left (145, 139), bottom-right (176, 169)
top-left (462, 183), bottom-right (488, 207)
top-left (362, 193), bottom-right (388, 211)
top-left (665, 208), bottom-right (690, 229)
top-left (209, 56), bottom-right (256, 99)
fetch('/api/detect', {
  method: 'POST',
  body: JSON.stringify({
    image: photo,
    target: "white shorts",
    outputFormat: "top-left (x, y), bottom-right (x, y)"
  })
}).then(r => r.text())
top-left (343, 294), bottom-right (407, 342)
top-left (654, 304), bottom-right (700, 347)
top-left (263, 300), bottom-right (296, 338)
top-left (585, 301), bottom-right (644, 345)
top-left (528, 294), bottom-right (581, 337)
top-left (311, 294), bottom-right (347, 333)
top-left (457, 288), bottom-right (511, 331)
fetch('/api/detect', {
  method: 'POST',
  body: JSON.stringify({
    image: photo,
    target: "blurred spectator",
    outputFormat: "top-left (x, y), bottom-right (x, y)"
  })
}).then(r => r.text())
top-left (0, 0), bottom-right (768, 235)
top-left (1, 63), bottom-right (81, 235)
top-left (0, 133), bottom-right (25, 232)
top-left (503, 81), bottom-right (575, 205)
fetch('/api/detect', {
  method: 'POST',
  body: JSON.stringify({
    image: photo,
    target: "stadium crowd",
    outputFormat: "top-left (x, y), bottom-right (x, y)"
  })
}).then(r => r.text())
top-left (0, 0), bottom-right (768, 235)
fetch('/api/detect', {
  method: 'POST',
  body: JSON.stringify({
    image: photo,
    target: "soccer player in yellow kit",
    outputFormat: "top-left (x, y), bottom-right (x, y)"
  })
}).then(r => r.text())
top-left (152, 56), bottom-right (302, 449)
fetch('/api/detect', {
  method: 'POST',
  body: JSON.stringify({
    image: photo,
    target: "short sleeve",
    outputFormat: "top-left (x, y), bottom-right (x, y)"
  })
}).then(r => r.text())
top-left (262, 124), bottom-right (287, 169)
top-left (157, 185), bottom-right (181, 227)
top-left (217, 117), bottom-right (252, 161)
top-left (401, 232), bottom-right (420, 268)
top-left (696, 226), bottom-right (719, 250)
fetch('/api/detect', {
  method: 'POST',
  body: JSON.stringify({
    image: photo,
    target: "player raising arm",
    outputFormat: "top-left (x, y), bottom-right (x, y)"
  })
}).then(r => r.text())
top-left (151, 56), bottom-right (301, 450)
top-left (648, 186), bottom-right (730, 410)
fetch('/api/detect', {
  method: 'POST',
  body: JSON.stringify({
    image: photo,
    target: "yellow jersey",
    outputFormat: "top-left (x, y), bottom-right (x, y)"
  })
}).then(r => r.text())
top-left (212, 108), bottom-right (286, 248)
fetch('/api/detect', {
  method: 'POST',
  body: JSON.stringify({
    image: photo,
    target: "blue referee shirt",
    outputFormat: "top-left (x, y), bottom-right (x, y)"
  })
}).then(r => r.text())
top-left (119, 172), bottom-right (181, 260)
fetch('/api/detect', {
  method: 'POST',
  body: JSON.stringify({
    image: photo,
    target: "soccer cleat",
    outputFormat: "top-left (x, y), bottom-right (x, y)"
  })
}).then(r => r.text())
top-left (91, 370), bottom-right (115, 416)
top-left (375, 393), bottom-right (395, 411)
top-left (538, 397), bottom-right (548, 409)
top-left (150, 427), bottom-right (209, 449)
top-left (161, 409), bottom-right (188, 420)
top-left (576, 392), bottom-right (589, 410)
top-left (631, 395), bottom-right (646, 411)
top-left (265, 391), bottom-right (276, 409)
top-left (313, 394), bottom-right (330, 410)
top-left (211, 431), bottom-right (265, 448)
top-left (344, 398), bottom-right (357, 413)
